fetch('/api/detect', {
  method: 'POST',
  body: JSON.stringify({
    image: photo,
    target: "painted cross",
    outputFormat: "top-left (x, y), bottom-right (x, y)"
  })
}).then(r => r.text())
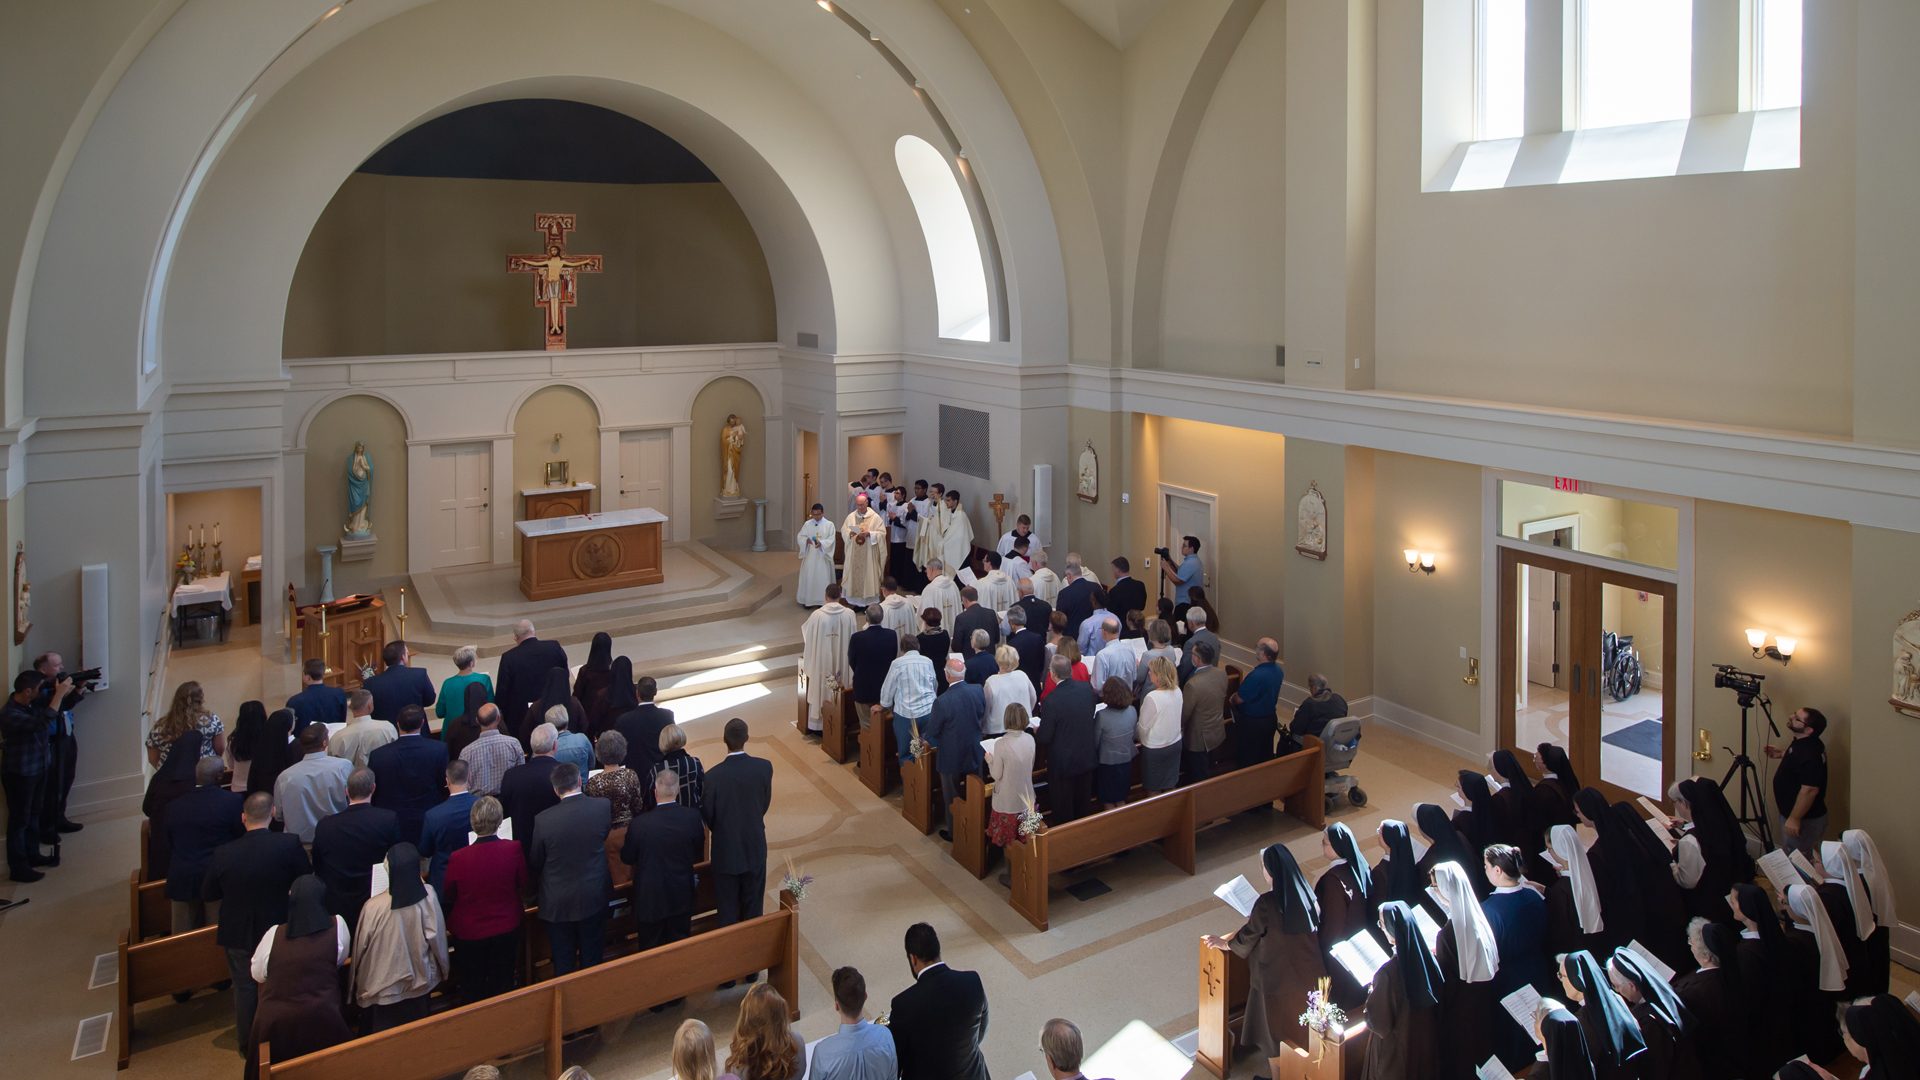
top-left (506, 213), bottom-right (603, 350)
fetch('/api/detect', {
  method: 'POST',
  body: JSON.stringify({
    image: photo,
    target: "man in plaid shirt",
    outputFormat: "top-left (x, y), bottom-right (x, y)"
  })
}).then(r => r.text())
top-left (4, 669), bottom-right (70, 881)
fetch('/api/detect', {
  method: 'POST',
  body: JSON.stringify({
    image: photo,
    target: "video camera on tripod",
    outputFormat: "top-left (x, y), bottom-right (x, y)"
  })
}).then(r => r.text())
top-left (1711, 663), bottom-right (1777, 849)
top-left (1711, 663), bottom-right (1767, 706)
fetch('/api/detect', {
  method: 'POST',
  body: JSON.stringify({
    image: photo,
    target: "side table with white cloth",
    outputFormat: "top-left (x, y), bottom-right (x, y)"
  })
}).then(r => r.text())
top-left (171, 572), bottom-right (232, 645)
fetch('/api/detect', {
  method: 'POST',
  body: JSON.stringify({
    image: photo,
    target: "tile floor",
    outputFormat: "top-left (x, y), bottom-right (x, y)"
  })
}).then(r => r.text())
top-left (1515, 683), bottom-right (1666, 797)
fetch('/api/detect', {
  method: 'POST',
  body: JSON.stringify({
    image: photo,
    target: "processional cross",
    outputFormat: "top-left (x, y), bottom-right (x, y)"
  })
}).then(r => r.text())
top-left (988, 492), bottom-right (1011, 536)
top-left (506, 213), bottom-right (603, 350)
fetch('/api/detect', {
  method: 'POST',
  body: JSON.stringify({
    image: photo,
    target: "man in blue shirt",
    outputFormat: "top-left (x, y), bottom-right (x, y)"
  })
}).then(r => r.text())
top-left (1159, 535), bottom-right (1203, 606)
top-left (811, 966), bottom-right (897, 1080)
top-left (1230, 638), bottom-right (1285, 767)
top-left (418, 759), bottom-right (475, 897)
top-left (285, 658), bottom-right (347, 736)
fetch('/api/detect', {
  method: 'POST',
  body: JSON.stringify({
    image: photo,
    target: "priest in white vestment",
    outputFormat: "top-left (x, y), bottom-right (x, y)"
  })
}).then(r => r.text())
top-left (994, 515), bottom-right (1045, 563)
top-left (877, 583), bottom-right (918, 638)
top-left (918, 559), bottom-right (963, 633)
top-left (841, 494), bottom-right (887, 606)
top-left (795, 504), bottom-right (837, 607)
top-left (1004, 540), bottom-right (1034, 586)
top-left (975, 553), bottom-right (1018, 616)
top-left (800, 583), bottom-right (857, 731)
top-left (939, 490), bottom-right (975, 577)
top-left (1029, 552), bottom-right (1062, 605)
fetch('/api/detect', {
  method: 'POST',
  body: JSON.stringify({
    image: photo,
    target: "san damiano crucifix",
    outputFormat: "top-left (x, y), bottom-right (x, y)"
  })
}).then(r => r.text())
top-left (506, 213), bottom-right (603, 350)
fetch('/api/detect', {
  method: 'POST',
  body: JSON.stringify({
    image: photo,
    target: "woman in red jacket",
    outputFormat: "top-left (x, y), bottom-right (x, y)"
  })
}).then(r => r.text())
top-left (441, 795), bottom-right (527, 1003)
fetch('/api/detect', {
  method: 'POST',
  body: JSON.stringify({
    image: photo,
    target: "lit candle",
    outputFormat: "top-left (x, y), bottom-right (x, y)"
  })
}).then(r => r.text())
top-left (214, 521), bottom-right (221, 543)
top-left (398, 588), bottom-right (405, 618)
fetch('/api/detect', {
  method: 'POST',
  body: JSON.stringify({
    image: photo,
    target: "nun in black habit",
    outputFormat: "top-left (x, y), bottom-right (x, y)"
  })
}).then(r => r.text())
top-left (1534, 1004), bottom-right (1601, 1080)
top-left (1607, 947), bottom-right (1702, 1080)
top-left (1361, 901), bottom-right (1441, 1080)
top-left (1202, 843), bottom-right (1325, 1077)
top-left (1558, 950), bottom-right (1648, 1080)
top-left (1315, 823), bottom-right (1374, 1010)
top-left (1728, 882), bottom-right (1803, 1074)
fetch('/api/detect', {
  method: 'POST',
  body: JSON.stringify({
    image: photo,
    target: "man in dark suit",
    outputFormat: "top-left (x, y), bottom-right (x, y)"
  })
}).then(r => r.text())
top-left (951, 587), bottom-right (1000, 660)
top-left (1055, 564), bottom-right (1099, 637)
top-left (614, 676), bottom-right (675, 776)
top-left (962, 630), bottom-right (998, 686)
top-left (701, 717), bottom-right (773, 933)
top-left (284, 658), bottom-right (347, 736)
top-left (494, 619), bottom-right (568, 743)
top-left (1005, 607), bottom-right (1047, 692)
top-left (529, 762), bottom-right (612, 974)
top-left (1012, 580), bottom-right (1051, 646)
top-left (163, 756), bottom-right (244, 931)
top-left (888, 923), bottom-right (989, 1080)
top-left (848, 605), bottom-right (899, 730)
top-left (1105, 556), bottom-right (1147, 622)
top-left (621, 769), bottom-right (706, 949)
top-left (417, 759), bottom-right (474, 896)
top-left (309, 767), bottom-right (403, 925)
top-left (499, 722), bottom-right (562, 859)
top-left (362, 640), bottom-right (437, 723)
top-left (1036, 657), bottom-right (1100, 824)
top-left (919, 659), bottom-right (985, 840)
top-left (202, 793), bottom-right (310, 1059)
top-left (367, 705), bottom-right (448, 845)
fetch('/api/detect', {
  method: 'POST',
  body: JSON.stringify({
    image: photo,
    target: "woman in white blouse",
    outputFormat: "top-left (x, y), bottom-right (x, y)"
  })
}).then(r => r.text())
top-left (1135, 655), bottom-right (1183, 794)
top-left (982, 644), bottom-right (1036, 737)
top-left (987, 703), bottom-right (1037, 848)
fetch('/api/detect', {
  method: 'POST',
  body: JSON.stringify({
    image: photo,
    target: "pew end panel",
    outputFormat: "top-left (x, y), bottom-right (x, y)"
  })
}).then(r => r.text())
top-left (855, 713), bottom-right (900, 796)
top-left (1009, 787), bottom-right (1198, 931)
top-left (118, 924), bottom-right (229, 1069)
top-left (952, 774), bottom-right (993, 878)
top-left (1196, 936), bottom-right (1250, 1079)
top-left (821, 692), bottom-right (858, 764)
top-left (900, 744), bottom-right (940, 835)
top-left (1279, 737), bottom-right (1326, 829)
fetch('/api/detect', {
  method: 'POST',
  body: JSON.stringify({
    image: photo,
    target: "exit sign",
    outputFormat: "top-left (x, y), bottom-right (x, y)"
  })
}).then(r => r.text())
top-left (1553, 477), bottom-right (1582, 493)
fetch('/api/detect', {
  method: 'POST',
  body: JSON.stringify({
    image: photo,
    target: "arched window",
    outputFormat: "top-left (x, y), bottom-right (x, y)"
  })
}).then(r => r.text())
top-left (893, 135), bottom-right (991, 342)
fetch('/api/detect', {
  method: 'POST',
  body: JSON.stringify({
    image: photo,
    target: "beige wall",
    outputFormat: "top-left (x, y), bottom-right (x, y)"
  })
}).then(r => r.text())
top-left (689, 377), bottom-right (764, 544)
top-left (1691, 502), bottom-right (1853, 825)
top-left (1848, 525), bottom-right (1920, 925)
top-left (1157, 0), bottom-right (1284, 378)
top-left (167, 488), bottom-right (264, 580)
top-left (304, 395), bottom-right (409, 594)
top-left (1283, 439), bottom-right (1377, 696)
top-left (284, 173), bottom-right (775, 357)
top-left (512, 385), bottom-right (601, 501)
top-left (845, 435), bottom-right (901, 490)
top-left (1065, 405), bottom-right (1127, 565)
top-left (1371, 452), bottom-right (1481, 730)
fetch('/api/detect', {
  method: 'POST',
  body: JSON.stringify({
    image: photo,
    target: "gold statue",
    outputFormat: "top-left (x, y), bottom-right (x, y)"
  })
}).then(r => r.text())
top-left (721, 413), bottom-right (748, 498)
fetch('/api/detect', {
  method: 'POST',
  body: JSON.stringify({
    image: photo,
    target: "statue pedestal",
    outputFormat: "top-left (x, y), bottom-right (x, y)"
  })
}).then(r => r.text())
top-left (339, 533), bottom-right (378, 563)
top-left (751, 498), bottom-right (768, 552)
top-left (712, 495), bottom-right (749, 521)
top-left (315, 545), bottom-right (337, 603)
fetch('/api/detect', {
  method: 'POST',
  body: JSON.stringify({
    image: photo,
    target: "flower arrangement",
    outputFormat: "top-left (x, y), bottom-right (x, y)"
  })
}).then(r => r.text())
top-left (908, 718), bottom-right (927, 760)
top-left (780, 857), bottom-right (814, 906)
top-left (1298, 977), bottom-right (1347, 1034)
top-left (1017, 794), bottom-right (1046, 839)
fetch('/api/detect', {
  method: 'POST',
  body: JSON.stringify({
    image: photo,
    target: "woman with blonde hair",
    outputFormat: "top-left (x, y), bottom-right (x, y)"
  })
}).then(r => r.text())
top-left (982, 643), bottom-right (1035, 737)
top-left (724, 983), bottom-right (804, 1080)
top-left (1135, 656), bottom-right (1183, 793)
top-left (146, 680), bottom-right (225, 768)
top-left (672, 1018), bottom-right (719, 1080)
top-left (986, 702), bottom-right (1038, 849)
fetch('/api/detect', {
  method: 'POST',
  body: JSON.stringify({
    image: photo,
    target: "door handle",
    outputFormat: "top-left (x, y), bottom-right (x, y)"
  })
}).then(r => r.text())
top-left (1589, 666), bottom-right (1599, 698)
top-left (1570, 663), bottom-right (1581, 694)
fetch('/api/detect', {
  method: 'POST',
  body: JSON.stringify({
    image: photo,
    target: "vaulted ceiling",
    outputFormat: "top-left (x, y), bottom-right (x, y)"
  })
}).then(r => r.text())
top-left (1055, 0), bottom-right (1170, 48)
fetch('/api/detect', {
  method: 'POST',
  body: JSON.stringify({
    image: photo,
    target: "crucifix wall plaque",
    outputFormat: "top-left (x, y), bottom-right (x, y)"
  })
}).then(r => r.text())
top-left (506, 213), bottom-right (603, 350)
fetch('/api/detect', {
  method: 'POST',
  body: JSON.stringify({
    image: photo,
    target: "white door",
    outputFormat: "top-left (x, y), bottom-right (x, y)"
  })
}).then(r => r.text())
top-left (1526, 565), bottom-right (1559, 690)
top-left (1162, 489), bottom-right (1216, 589)
top-left (617, 429), bottom-right (671, 512)
top-left (429, 443), bottom-right (490, 568)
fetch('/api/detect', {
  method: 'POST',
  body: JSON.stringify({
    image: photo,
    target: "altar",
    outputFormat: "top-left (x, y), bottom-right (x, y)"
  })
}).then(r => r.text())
top-left (515, 507), bottom-right (667, 600)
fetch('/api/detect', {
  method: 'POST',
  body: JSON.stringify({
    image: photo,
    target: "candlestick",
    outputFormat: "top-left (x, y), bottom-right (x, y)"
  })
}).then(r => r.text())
top-left (214, 521), bottom-right (221, 544)
top-left (398, 587), bottom-right (405, 619)
top-left (319, 604), bottom-right (327, 635)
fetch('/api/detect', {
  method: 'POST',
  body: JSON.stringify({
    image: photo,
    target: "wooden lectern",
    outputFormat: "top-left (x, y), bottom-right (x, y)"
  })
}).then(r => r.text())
top-left (297, 595), bottom-right (387, 690)
top-left (1198, 937), bottom-right (1368, 1079)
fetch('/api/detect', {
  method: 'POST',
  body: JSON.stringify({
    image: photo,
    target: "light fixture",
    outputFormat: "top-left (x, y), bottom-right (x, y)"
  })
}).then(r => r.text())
top-left (816, 0), bottom-right (833, 11)
top-left (1746, 628), bottom-right (1795, 665)
top-left (1404, 549), bottom-right (1435, 575)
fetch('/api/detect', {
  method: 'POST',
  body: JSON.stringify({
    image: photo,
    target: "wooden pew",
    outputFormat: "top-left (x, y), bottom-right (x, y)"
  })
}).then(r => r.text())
top-left (856, 710), bottom-right (900, 796)
top-left (1008, 786), bottom-right (1197, 930)
top-left (900, 744), bottom-right (940, 835)
top-left (952, 773), bottom-right (996, 878)
top-left (1196, 935), bottom-right (1250, 1078)
top-left (260, 901), bottom-right (801, 1080)
top-left (1190, 738), bottom-right (1326, 829)
top-left (130, 871), bottom-right (171, 942)
top-left (819, 690), bottom-right (858, 764)
top-left (117, 924), bottom-right (228, 1068)
top-left (521, 861), bottom-right (721, 981)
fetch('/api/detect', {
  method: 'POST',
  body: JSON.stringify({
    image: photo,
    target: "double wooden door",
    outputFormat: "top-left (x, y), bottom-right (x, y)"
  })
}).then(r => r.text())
top-left (1498, 547), bottom-right (1677, 802)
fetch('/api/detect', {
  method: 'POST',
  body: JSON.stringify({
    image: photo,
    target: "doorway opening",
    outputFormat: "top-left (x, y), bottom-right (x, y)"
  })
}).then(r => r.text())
top-left (166, 486), bottom-right (264, 647)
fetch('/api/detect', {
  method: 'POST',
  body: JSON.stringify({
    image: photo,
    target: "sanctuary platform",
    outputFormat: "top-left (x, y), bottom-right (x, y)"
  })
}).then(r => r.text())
top-left (405, 540), bottom-right (783, 656)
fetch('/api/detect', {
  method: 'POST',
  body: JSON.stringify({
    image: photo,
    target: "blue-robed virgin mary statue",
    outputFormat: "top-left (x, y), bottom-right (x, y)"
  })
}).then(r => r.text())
top-left (344, 442), bottom-right (373, 538)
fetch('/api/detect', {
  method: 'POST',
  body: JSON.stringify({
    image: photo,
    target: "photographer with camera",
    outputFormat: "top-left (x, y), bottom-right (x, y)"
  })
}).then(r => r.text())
top-left (1156, 536), bottom-right (1203, 607)
top-left (33, 652), bottom-right (90, 841)
top-left (1763, 706), bottom-right (1830, 857)
top-left (4, 668), bottom-right (72, 881)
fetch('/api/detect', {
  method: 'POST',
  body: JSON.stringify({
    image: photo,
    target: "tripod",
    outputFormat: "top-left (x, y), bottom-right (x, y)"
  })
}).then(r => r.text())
top-left (1720, 692), bottom-right (1777, 852)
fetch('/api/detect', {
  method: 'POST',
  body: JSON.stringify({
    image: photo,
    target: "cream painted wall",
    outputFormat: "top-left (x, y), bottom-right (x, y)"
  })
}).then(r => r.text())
top-left (1691, 502), bottom-right (1852, 826)
top-left (167, 488), bottom-right (264, 577)
top-left (1283, 439), bottom-right (1376, 697)
top-left (1065, 405), bottom-right (1126, 564)
top-left (304, 395), bottom-right (409, 594)
top-left (512, 385), bottom-right (601, 501)
top-left (1848, 525), bottom-right (1920, 928)
top-left (1371, 1), bottom-right (1856, 436)
top-left (1158, 0), bottom-right (1284, 378)
top-left (285, 173), bottom-right (775, 357)
top-left (845, 435), bottom-right (901, 489)
top-left (1371, 452), bottom-right (1481, 731)
top-left (689, 377), bottom-right (764, 544)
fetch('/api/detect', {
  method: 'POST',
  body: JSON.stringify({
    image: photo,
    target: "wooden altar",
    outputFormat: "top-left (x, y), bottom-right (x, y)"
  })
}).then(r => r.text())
top-left (297, 594), bottom-right (387, 690)
top-left (522, 482), bottom-right (595, 520)
top-left (515, 508), bottom-right (666, 601)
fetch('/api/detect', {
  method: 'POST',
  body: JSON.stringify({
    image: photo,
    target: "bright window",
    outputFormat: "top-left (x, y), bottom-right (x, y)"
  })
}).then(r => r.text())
top-left (1476, 0), bottom-right (1526, 140)
top-left (1578, 0), bottom-right (1693, 129)
top-left (1754, 0), bottom-right (1802, 110)
top-left (893, 136), bottom-right (991, 342)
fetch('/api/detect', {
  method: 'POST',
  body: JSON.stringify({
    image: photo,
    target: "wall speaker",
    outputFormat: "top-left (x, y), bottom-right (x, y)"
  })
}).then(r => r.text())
top-left (1031, 464), bottom-right (1053, 548)
top-left (80, 563), bottom-right (109, 690)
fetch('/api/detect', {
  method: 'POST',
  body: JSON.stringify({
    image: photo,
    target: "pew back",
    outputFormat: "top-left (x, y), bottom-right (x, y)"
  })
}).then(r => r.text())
top-left (131, 871), bottom-right (170, 942)
top-left (118, 926), bottom-right (228, 1068)
top-left (1191, 740), bottom-right (1325, 827)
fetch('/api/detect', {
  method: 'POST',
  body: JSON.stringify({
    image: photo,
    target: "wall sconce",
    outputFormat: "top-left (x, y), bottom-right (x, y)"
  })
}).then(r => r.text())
top-left (1403, 549), bottom-right (1435, 575)
top-left (551, 432), bottom-right (563, 453)
top-left (1744, 628), bottom-right (1796, 665)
